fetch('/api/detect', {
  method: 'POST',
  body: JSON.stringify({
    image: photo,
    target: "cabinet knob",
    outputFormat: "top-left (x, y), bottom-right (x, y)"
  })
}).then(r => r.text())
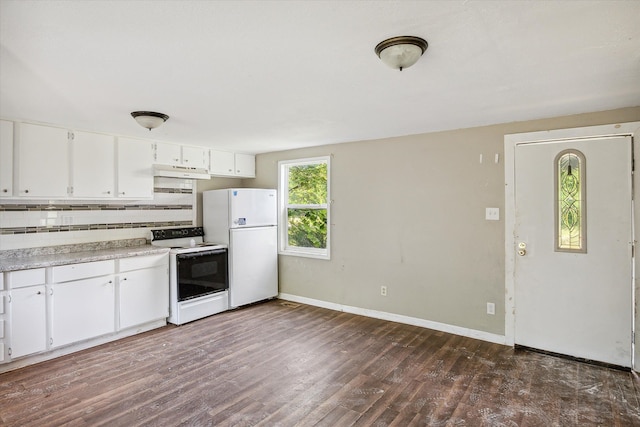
top-left (119, 192), bottom-right (125, 195)
top-left (37, 291), bottom-right (42, 295)
top-left (24, 189), bottom-right (29, 194)
top-left (105, 191), bottom-right (111, 195)
top-left (2, 189), bottom-right (7, 193)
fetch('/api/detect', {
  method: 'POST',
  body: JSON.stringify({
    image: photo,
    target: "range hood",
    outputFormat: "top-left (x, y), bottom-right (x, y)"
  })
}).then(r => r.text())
top-left (153, 164), bottom-right (211, 180)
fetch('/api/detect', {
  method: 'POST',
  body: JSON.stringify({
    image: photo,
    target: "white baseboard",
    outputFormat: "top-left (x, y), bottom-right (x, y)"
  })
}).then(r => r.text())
top-left (278, 293), bottom-right (507, 346)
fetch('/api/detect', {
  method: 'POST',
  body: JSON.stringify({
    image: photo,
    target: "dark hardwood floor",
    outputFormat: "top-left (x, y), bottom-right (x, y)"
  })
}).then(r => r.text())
top-left (1, 300), bottom-right (639, 426)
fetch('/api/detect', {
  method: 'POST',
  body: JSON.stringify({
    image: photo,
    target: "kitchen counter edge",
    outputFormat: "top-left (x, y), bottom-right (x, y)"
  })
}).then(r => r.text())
top-left (0, 246), bottom-right (170, 272)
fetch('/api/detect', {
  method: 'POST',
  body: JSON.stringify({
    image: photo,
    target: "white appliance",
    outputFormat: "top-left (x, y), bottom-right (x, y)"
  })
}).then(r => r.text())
top-left (153, 164), bottom-right (210, 179)
top-left (150, 227), bottom-right (229, 325)
top-left (203, 188), bottom-right (278, 308)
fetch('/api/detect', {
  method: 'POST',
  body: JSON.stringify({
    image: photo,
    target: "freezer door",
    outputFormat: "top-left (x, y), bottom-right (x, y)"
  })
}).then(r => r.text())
top-left (229, 189), bottom-right (277, 228)
top-left (229, 226), bottom-right (278, 307)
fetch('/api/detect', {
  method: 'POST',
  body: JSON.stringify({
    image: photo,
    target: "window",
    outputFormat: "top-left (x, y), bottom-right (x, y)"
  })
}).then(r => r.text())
top-left (278, 156), bottom-right (330, 259)
top-left (554, 149), bottom-right (586, 253)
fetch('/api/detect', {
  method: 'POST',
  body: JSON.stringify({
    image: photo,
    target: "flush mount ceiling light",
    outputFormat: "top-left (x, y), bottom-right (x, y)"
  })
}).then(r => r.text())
top-left (131, 111), bottom-right (169, 131)
top-left (375, 36), bottom-right (428, 71)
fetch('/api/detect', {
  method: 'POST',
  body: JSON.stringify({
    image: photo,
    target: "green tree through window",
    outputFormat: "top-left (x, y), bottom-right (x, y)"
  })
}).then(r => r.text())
top-left (279, 157), bottom-right (330, 259)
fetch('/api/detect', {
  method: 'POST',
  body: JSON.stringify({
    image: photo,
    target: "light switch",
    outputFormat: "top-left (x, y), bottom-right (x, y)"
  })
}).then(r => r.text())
top-left (485, 207), bottom-right (500, 221)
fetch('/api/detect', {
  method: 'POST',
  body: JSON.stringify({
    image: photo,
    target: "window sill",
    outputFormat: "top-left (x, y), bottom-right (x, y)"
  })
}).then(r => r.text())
top-left (279, 249), bottom-right (330, 260)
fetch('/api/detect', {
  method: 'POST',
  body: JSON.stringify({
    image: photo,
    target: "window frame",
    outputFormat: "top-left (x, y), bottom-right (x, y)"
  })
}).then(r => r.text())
top-left (278, 156), bottom-right (331, 260)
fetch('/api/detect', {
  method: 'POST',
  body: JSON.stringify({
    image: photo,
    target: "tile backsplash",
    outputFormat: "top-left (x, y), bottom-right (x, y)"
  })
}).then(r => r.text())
top-left (0, 177), bottom-right (196, 250)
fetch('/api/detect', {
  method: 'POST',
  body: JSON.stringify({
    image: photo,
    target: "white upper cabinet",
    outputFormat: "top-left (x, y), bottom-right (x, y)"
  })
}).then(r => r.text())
top-left (209, 149), bottom-right (235, 176)
top-left (235, 153), bottom-right (256, 178)
top-left (181, 146), bottom-right (209, 169)
top-left (71, 131), bottom-right (115, 198)
top-left (0, 120), bottom-right (13, 197)
top-left (210, 150), bottom-right (255, 178)
top-left (154, 142), bottom-right (181, 166)
top-left (117, 137), bottom-right (154, 199)
top-left (17, 123), bottom-right (69, 198)
top-left (155, 142), bottom-right (209, 170)
top-left (3, 119), bottom-right (250, 200)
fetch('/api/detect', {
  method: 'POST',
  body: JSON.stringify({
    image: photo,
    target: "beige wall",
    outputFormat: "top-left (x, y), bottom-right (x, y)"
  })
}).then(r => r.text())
top-left (249, 107), bottom-right (640, 336)
top-left (195, 177), bottom-right (245, 226)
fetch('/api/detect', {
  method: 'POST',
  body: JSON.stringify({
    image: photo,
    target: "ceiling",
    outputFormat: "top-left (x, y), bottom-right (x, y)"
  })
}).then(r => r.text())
top-left (1, 1), bottom-right (639, 154)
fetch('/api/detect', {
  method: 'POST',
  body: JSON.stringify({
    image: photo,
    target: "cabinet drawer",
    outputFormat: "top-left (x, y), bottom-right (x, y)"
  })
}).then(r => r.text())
top-left (0, 273), bottom-right (4, 291)
top-left (119, 254), bottom-right (168, 272)
top-left (10, 268), bottom-right (46, 289)
top-left (52, 260), bottom-right (115, 283)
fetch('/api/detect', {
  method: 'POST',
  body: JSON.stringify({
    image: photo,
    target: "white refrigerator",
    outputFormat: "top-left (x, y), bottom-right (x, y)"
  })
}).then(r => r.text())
top-left (202, 188), bottom-right (278, 308)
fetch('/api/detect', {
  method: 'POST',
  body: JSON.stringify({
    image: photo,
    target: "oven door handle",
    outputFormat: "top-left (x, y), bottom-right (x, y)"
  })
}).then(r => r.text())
top-left (177, 249), bottom-right (226, 260)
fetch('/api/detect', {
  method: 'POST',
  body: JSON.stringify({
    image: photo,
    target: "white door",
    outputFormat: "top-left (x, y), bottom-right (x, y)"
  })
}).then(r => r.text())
top-left (72, 131), bottom-right (115, 198)
top-left (116, 137), bottom-right (154, 199)
top-left (51, 276), bottom-right (115, 348)
top-left (18, 123), bottom-right (69, 197)
top-left (119, 266), bottom-right (169, 330)
top-left (0, 120), bottom-right (14, 197)
top-left (514, 135), bottom-right (633, 367)
top-left (10, 285), bottom-right (47, 358)
top-left (229, 189), bottom-right (277, 228)
top-left (229, 226), bottom-right (278, 307)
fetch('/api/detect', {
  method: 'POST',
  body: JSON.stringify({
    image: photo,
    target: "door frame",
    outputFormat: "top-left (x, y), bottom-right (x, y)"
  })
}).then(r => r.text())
top-left (504, 121), bottom-right (640, 370)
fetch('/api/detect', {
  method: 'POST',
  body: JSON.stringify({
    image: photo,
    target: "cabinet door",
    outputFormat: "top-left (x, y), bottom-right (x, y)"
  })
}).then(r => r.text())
top-left (10, 285), bottom-right (47, 358)
top-left (0, 120), bottom-right (13, 197)
top-left (209, 150), bottom-right (235, 176)
top-left (117, 137), bottom-right (154, 199)
top-left (71, 131), bottom-right (115, 198)
top-left (51, 276), bottom-right (115, 348)
top-left (235, 153), bottom-right (256, 178)
top-left (154, 142), bottom-right (181, 165)
top-left (119, 266), bottom-right (169, 329)
top-left (182, 146), bottom-right (209, 169)
top-left (18, 123), bottom-right (69, 197)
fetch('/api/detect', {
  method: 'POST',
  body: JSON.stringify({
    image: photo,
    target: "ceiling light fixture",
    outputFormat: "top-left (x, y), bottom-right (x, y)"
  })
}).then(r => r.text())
top-left (131, 111), bottom-right (169, 131)
top-left (375, 36), bottom-right (428, 71)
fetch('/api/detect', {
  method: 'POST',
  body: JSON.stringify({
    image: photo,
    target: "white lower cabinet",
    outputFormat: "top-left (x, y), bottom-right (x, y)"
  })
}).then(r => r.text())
top-left (2, 253), bottom-right (169, 367)
top-left (7, 268), bottom-right (47, 359)
top-left (10, 285), bottom-right (47, 358)
top-left (0, 274), bottom-right (5, 362)
top-left (51, 275), bottom-right (116, 348)
top-left (119, 266), bottom-right (169, 329)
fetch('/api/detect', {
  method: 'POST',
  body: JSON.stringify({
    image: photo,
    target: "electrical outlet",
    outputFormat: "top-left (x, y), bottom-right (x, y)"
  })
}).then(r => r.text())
top-left (485, 208), bottom-right (500, 221)
top-left (380, 286), bottom-right (387, 297)
top-left (487, 302), bottom-right (495, 315)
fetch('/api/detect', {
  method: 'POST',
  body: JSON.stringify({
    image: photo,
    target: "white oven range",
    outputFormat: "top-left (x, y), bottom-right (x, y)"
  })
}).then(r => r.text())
top-left (151, 227), bottom-right (228, 325)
